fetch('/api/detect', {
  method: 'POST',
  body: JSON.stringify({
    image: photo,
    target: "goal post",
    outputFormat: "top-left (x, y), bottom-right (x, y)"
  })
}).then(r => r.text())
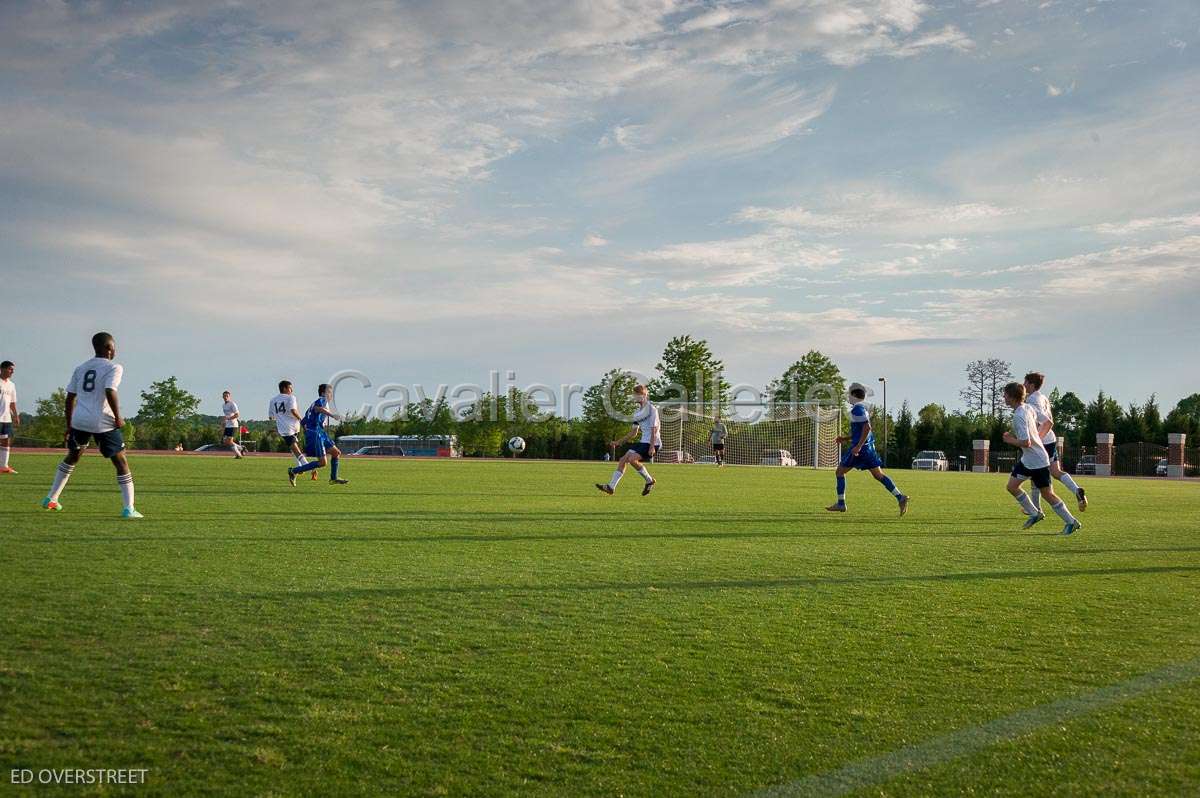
top-left (656, 403), bottom-right (843, 467)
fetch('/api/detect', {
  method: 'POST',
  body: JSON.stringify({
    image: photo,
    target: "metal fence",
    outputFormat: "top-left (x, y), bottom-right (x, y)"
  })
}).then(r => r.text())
top-left (1114, 442), bottom-right (1168, 477)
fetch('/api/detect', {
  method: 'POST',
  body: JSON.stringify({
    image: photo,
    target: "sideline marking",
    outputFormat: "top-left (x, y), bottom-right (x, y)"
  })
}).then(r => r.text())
top-left (752, 657), bottom-right (1200, 797)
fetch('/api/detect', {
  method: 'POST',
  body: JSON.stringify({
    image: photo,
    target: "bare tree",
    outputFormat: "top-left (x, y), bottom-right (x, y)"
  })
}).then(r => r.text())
top-left (960, 360), bottom-right (988, 416)
top-left (960, 358), bottom-right (1013, 418)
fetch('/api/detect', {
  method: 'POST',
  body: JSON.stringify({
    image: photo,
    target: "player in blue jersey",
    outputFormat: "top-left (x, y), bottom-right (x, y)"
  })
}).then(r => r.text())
top-left (827, 382), bottom-right (909, 515)
top-left (287, 384), bottom-right (349, 486)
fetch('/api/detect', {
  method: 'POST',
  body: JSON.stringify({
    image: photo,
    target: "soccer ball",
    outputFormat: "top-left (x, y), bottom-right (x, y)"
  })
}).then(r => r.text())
top-left (508, 436), bottom-right (526, 453)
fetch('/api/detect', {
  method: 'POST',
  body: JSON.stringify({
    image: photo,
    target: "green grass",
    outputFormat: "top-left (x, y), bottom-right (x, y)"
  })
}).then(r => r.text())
top-left (1, 452), bottom-right (1198, 797)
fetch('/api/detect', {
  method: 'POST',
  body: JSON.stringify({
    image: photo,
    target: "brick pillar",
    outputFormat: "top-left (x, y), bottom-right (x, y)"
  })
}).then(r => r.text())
top-left (972, 439), bottom-right (989, 473)
top-left (1168, 433), bottom-right (1186, 479)
top-left (1095, 433), bottom-right (1114, 476)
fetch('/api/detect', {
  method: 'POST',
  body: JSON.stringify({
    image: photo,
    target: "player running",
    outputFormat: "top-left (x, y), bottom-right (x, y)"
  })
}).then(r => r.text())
top-left (1003, 382), bottom-right (1081, 535)
top-left (269, 381), bottom-right (310, 473)
top-left (595, 384), bottom-right (660, 496)
top-left (221, 390), bottom-right (245, 458)
top-left (1023, 372), bottom-right (1088, 513)
top-left (42, 332), bottom-right (142, 518)
top-left (287, 384), bottom-right (348, 486)
top-left (710, 417), bottom-right (728, 466)
top-left (1, 360), bottom-right (18, 474)
top-left (827, 382), bottom-right (909, 515)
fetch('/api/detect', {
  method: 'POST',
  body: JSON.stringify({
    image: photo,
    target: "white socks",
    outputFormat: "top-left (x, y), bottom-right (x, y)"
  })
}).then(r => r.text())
top-left (1049, 500), bottom-right (1077, 524)
top-left (48, 462), bottom-right (74, 501)
top-left (1028, 485), bottom-right (1041, 511)
top-left (118, 472), bottom-right (135, 510)
top-left (607, 469), bottom-right (624, 489)
top-left (0, 446), bottom-right (9, 468)
top-left (635, 466), bottom-right (653, 484)
top-left (1058, 472), bottom-right (1081, 494)
top-left (1015, 492), bottom-right (1039, 516)
top-left (295, 453), bottom-right (308, 466)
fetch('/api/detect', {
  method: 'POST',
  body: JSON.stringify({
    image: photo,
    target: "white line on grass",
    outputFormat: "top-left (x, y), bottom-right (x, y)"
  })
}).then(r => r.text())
top-left (751, 657), bottom-right (1200, 798)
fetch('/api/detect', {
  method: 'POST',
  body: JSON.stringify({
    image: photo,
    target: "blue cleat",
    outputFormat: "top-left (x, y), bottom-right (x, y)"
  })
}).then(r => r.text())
top-left (121, 507), bottom-right (144, 519)
top-left (42, 497), bottom-right (62, 511)
top-left (1023, 512), bottom-right (1046, 530)
top-left (1061, 520), bottom-right (1082, 536)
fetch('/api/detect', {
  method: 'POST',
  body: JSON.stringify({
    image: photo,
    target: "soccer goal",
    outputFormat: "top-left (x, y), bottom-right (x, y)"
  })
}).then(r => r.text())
top-left (656, 404), bottom-right (843, 467)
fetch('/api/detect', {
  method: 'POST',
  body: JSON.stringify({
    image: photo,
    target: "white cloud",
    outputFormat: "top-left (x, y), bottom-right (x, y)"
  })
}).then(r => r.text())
top-left (1084, 213), bottom-right (1200, 235)
top-left (635, 230), bottom-right (844, 289)
top-left (583, 233), bottom-right (609, 247)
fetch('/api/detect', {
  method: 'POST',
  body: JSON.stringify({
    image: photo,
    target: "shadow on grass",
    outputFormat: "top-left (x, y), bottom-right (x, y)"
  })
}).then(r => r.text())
top-left (239, 564), bottom-right (1200, 600)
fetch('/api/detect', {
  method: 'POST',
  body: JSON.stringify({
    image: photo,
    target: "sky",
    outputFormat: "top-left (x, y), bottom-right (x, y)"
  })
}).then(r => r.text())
top-left (1, 0), bottom-right (1198, 421)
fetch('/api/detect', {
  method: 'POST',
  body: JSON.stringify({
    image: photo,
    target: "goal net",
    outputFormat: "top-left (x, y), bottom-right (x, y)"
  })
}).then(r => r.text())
top-left (655, 404), bottom-right (843, 467)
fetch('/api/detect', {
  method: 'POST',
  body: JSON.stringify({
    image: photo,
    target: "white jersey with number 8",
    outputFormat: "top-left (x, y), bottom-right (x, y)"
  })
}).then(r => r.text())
top-left (66, 357), bottom-right (123, 433)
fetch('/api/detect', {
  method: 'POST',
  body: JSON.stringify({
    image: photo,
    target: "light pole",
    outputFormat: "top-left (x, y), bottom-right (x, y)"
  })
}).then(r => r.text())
top-left (878, 377), bottom-right (888, 467)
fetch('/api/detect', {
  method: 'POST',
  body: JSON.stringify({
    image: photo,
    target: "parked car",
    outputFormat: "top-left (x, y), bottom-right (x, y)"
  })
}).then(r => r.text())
top-left (1155, 457), bottom-right (1168, 476)
top-left (1076, 455), bottom-right (1097, 475)
top-left (911, 450), bottom-right (949, 471)
top-left (349, 445), bottom-right (405, 456)
top-left (760, 449), bottom-right (797, 467)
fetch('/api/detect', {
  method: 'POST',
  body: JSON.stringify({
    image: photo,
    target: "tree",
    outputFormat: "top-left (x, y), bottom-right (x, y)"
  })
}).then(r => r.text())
top-left (914, 403), bottom-right (946, 449)
top-left (583, 368), bottom-right (637, 442)
top-left (765, 350), bottom-right (845, 412)
top-left (1142, 394), bottom-right (1163, 443)
top-left (1052, 391), bottom-right (1086, 434)
top-left (1171, 393), bottom-right (1200, 424)
top-left (959, 358), bottom-right (1012, 418)
top-left (892, 400), bottom-right (915, 466)
top-left (650, 335), bottom-right (730, 413)
top-left (1117, 402), bottom-right (1148, 445)
top-left (1081, 390), bottom-right (1122, 444)
top-left (25, 388), bottom-right (69, 446)
top-left (137, 377), bottom-right (201, 448)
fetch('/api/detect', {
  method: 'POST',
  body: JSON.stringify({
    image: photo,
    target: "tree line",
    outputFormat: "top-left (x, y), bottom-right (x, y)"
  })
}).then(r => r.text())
top-left (13, 344), bottom-right (1199, 462)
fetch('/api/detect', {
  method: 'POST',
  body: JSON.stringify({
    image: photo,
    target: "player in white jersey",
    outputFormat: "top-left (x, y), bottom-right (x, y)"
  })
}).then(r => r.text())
top-left (1023, 372), bottom-right (1087, 513)
top-left (42, 332), bottom-right (142, 518)
top-left (269, 380), bottom-right (310, 473)
top-left (0, 360), bottom-right (18, 474)
top-left (1002, 382), bottom-right (1080, 535)
top-left (596, 384), bottom-right (659, 496)
top-left (221, 391), bottom-right (245, 458)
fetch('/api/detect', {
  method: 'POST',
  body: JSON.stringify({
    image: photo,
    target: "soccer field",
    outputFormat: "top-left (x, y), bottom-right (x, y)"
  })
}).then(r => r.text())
top-left (2, 453), bottom-right (1198, 797)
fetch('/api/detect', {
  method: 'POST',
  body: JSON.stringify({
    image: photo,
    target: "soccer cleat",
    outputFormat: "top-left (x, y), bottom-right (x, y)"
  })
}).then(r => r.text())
top-left (287, 468), bottom-right (297, 487)
top-left (311, 471), bottom-right (319, 481)
top-left (826, 503), bottom-right (847, 512)
top-left (42, 498), bottom-right (62, 511)
top-left (897, 495), bottom-right (910, 516)
top-left (1061, 520), bottom-right (1082, 536)
top-left (330, 478), bottom-right (349, 485)
top-left (595, 483), bottom-right (614, 495)
top-left (121, 507), bottom-right (144, 519)
top-left (642, 479), bottom-right (655, 496)
top-left (1076, 487), bottom-right (1088, 512)
top-left (1023, 512), bottom-right (1046, 530)
top-left (0, 466), bottom-right (16, 474)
